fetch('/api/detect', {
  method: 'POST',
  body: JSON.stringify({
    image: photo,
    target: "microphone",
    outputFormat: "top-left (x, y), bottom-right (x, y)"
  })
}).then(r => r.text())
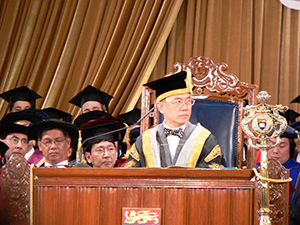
top-left (69, 106), bottom-right (155, 167)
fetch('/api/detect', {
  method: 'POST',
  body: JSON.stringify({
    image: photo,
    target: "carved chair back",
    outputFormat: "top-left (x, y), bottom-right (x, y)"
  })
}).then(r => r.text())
top-left (141, 56), bottom-right (259, 168)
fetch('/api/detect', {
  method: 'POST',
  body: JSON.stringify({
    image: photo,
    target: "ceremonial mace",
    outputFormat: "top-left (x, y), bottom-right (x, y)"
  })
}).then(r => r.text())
top-left (241, 91), bottom-right (288, 225)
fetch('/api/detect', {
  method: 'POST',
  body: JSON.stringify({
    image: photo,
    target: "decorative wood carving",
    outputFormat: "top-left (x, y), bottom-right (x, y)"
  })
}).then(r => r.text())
top-left (254, 159), bottom-right (289, 225)
top-left (171, 56), bottom-right (258, 98)
top-left (1, 154), bottom-right (30, 225)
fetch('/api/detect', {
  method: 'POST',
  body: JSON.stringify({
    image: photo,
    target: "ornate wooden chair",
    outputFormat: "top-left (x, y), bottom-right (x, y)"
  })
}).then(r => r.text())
top-left (141, 56), bottom-right (259, 168)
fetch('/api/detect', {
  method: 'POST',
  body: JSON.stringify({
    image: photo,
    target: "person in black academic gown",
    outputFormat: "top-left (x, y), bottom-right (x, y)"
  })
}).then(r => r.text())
top-left (27, 119), bottom-right (79, 168)
top-left (125, 71), bottom-right (223, 168)
top-left (257, 126), bottom-right (300, 200)
top-left (0, 86), bottom-right (42, 113)
top-left (0, 109), bottom-right (45, 165)
top-left (69, 85), bottom-right (113, 113)
top-left (78, 113), bottom-right (128, 168)
top-left (0, 123), bottom-right (28, 164)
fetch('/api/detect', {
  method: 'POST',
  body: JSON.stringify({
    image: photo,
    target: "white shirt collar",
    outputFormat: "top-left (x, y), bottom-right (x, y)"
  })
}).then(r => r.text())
top-left (24, 147), bottom-right (35, 160)
top-left (45, 160), bottom-right (69, 168)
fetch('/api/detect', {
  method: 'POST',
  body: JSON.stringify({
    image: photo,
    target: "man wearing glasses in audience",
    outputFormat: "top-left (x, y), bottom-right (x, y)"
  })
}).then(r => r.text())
top-left (27, 119), bottom-right (79, 168)
top-left (79, 115), bottom-right (128, 168)
top-left (0, 123), bottom-right (28, 164)
top-left (125, 71), bottom-right (223, 168)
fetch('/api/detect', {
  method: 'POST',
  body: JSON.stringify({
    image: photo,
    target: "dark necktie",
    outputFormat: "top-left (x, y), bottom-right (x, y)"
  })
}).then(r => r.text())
top-left (164, 127), bottom-right (183, 138)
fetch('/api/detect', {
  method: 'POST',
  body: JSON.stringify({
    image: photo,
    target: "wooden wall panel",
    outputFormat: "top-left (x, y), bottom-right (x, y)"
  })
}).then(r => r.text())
top-left (33, 186), bottom-right (257, 225)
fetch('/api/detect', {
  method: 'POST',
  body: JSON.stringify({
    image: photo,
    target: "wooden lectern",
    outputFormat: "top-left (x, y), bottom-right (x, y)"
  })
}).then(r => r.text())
top-left (32, 168), bottom-right (255, 225)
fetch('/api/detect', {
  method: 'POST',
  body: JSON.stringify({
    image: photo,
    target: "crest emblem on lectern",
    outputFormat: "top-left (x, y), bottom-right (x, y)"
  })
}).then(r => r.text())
top-left (122, 208), bottom-right (161, 225)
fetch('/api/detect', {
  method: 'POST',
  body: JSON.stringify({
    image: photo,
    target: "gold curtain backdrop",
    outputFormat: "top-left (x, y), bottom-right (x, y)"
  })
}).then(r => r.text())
top-left (0, 0), bottom-right (299, 120)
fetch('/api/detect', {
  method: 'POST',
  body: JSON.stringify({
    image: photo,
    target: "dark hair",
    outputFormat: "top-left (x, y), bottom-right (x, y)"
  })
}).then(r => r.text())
top-left (0, 134), bottom-right (8, 140)
top-left (9, 102), bottom-right (14, 111)
top-left (85, 139), bottom-right (116, 154)
top-left (289, 139), bottom-right (296, 158)
top-left (81, 104), bottom-right (107, 113)
top-left (9, 101), bottom-right (32, 111)
top-left (37, 129), bottom-right (69, 141)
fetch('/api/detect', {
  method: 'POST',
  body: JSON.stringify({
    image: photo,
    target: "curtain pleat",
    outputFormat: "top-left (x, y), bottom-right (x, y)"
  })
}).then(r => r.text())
top-left (113, 0), bottom-right (184, 114)
top-left (0, 0), bottom-right (300, 119)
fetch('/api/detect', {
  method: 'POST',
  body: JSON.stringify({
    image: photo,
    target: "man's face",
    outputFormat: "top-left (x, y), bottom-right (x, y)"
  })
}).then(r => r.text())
top-left (2, 133), bottom-right (28, 161)
top-left (14, 120), bottom-right (34, 153)
top-left (157, 93), bottom-right (192, 128)
top-left (11, 101), bottom-right (31, 112)
top-left (268, 137), bottom-right (290, 164)
top-left (85, 141), bottom-right (117, 168)
top-left (38, 128), bottom-right (72, 165)
top-left (82, 101), bottom-right (103, 113)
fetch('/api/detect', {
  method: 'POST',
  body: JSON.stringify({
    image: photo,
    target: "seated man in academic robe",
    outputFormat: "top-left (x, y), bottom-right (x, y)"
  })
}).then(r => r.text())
top-left (264, 126), bottom-right (300, 194)
top-left (0, 86), bottom-right (42, 113)
top-left (79, 114), bottom-right (128, 168)
top-left (125, 71), bottom-right (223, 168)
top-left (27, 119), bottom-right (79, 168)
top-left (0, 123), bottom-right (28, 164)
top-left (69, 85), bottom-right (113, 114)
top-left (0, 109), bottom-right (46, 166)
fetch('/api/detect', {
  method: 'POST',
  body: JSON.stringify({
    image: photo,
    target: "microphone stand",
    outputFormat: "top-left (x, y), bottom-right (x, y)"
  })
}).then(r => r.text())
top-left (69, 107), bottom-right (155, 167)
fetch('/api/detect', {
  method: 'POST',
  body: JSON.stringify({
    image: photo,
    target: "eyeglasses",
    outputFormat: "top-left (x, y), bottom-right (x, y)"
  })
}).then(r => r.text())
top-left (9, 136), bottom-right (28, 146)
top-left (93, 146), bottom-right (117, 155)
top-left (164, 99), bottom-right (195, 108)
top-left (40, 138), bottom-right (66, 147)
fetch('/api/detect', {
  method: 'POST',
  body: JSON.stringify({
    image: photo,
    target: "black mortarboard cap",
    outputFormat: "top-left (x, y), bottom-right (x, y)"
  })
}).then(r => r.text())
top-left (0, 109), bottom-right (43, 125)
top-left (81, 122), bottom-right (120, 148)
top-left (42, 107), bottom-right (72, 122)
top-left (119, 108), bottom-right (141, 126)
top-left (290, 120), bottom-right (300, 132)
top-left (27, 119), bottom-right (79, 144)
top-left (0, 123), bottom-right (28, 137)
top-left (143, 71), bottom-right (193, 102)
top-left (80, 115), bottom-right (126, 146)
top-left (0, 86), bottom-right (42, 108)
top-left (73, 111), bottom-right (111, 128)
top-left (291, 95), bottom-right (300, 103)
top-left (280, 126), bottom-right (299, 139)
top-left (280, 109), bottom-right (300, 124)
top-left (69, 85), bottom-right (113, 110)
